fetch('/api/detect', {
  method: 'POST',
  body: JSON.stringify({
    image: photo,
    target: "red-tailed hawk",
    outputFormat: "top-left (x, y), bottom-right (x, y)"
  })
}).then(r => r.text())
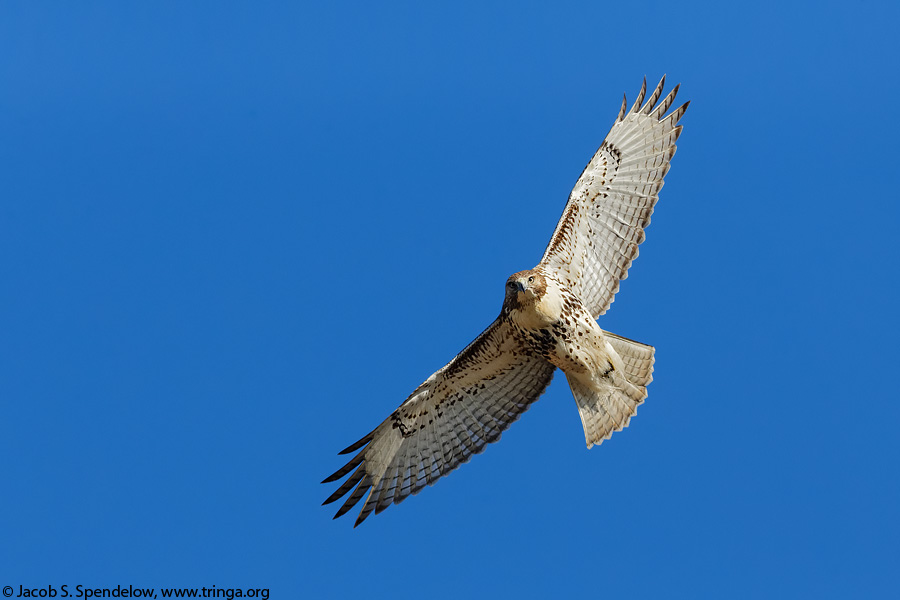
top-left (323, 77), bottom-right (689, 526)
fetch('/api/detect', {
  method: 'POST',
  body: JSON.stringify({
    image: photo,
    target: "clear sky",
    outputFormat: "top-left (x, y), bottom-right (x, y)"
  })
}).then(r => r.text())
top-left (2, 1), bottom-right (898, 598)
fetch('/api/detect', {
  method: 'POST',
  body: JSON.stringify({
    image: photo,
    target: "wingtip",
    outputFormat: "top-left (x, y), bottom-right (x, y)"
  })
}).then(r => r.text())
top-left (629, 77), bottom-right (648, 114)
top-left (338, 432), bottom-right (374, 455)
top-left (648, 82), bottom-right (686, 120)
top-left (641, 75), bottom-right (668, 115)
top-left (671, 83), bottom-right (681, 102)
top-left (332, 504), bottom-right (352, 520)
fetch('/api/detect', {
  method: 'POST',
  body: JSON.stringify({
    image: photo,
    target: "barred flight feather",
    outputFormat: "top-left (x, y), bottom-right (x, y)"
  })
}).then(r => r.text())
top-left (541, 76), bottom-right (688, 317)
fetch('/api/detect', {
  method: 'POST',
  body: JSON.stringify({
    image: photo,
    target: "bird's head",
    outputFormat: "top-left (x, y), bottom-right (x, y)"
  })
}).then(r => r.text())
top-left (503, 269), bottom-right (547, 311)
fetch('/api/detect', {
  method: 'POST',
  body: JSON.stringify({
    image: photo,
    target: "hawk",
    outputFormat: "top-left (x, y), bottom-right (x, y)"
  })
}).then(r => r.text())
top-left (323, 76), bottom-right (688, 526)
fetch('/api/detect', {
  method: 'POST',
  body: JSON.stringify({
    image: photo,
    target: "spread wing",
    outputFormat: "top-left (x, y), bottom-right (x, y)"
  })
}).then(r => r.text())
top-left (540, 76), bottom-right (689, 318)
top-left (322, 318), bottom-right (556, 527)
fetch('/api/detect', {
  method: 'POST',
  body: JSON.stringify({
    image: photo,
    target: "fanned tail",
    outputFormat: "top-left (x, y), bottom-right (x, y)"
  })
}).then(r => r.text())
top-left (567, 370), bottom-right (646, 449)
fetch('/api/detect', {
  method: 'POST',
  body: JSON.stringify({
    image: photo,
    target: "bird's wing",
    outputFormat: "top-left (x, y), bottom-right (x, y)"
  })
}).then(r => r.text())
top-left (322, 318), bottom-right (555, 527)
top-left (539, 76), bottom-right (688, 318)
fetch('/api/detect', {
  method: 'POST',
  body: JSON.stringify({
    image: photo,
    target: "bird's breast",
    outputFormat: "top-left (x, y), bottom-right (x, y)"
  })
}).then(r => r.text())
top-left (511, 287), bottom-right (615, 382)
top-left (509, 286), bottom-right (564, 329)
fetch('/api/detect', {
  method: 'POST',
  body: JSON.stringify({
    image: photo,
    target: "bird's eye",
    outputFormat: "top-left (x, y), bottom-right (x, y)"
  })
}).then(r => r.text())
top-left (507, 281), bottom-right (516, 289)
top-left (528, 276), bottom-right (534, 283)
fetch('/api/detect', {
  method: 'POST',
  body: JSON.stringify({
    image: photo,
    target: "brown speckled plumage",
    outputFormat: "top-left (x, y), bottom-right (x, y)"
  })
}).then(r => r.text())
top-left (324, 76), bottom-right (688, 526)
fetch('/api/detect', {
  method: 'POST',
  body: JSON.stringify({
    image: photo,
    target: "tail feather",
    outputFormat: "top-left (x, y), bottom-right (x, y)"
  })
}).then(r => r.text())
top-left (604, 331), bottom-right (655, 389)
top-left (567, 331), bottom-right (654, 449)
top-left (567, 372), bottom-right (646, 449)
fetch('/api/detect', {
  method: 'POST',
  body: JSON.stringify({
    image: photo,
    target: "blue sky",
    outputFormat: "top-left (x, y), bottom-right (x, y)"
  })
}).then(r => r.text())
top-left (2, 1), bottom-right (898, 598)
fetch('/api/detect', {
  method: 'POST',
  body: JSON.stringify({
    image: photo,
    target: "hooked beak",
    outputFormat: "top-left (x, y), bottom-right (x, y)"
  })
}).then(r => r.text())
top-left (513, 280), bottom-right (527, 293)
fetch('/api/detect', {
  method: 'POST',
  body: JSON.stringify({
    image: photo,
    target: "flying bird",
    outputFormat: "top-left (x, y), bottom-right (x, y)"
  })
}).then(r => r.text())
top-left (323, 76), bottom-right (689, 526)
